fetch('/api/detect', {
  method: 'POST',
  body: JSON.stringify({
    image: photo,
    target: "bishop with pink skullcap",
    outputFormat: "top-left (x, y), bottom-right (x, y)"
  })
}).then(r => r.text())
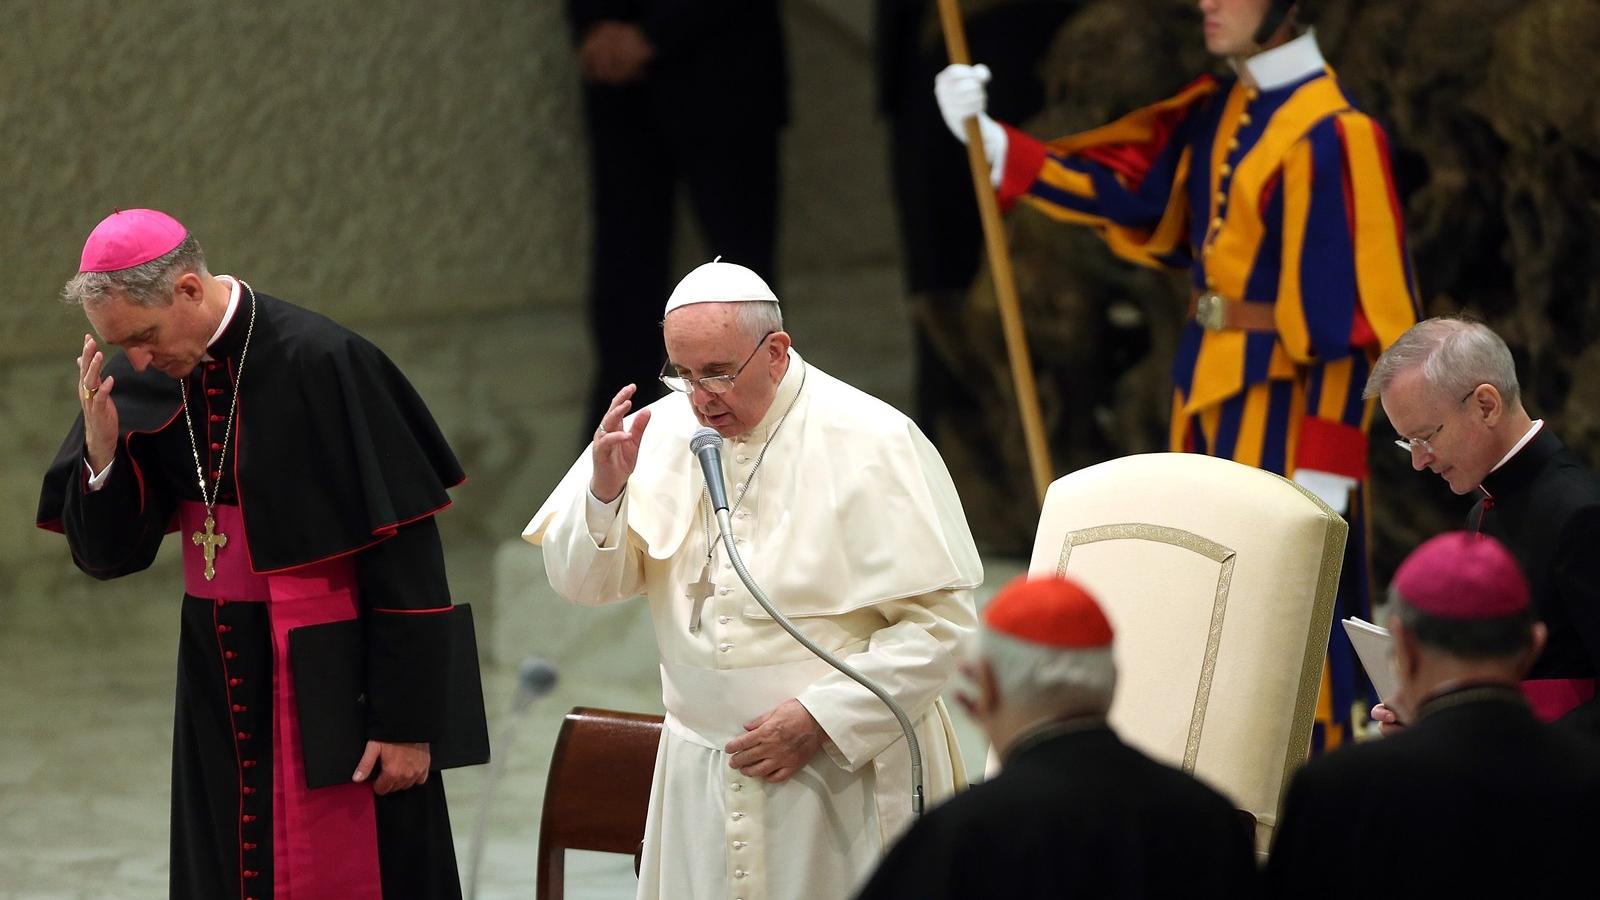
top-left (1392, 531), bottom-right (1529, 620)
top-left (39, 205), bottom-right (486, 896)
top-left (984, 575), bottom-right (1114, 649)
top-left (77, 208), bottom-right (188, 273)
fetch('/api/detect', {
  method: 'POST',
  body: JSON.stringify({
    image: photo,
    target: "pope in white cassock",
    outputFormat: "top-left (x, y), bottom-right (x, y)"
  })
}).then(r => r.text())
top-left (524, 260), bottom-right (983, 900)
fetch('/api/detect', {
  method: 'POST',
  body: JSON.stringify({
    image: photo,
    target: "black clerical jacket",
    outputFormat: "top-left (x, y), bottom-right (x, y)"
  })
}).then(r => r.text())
top-left (1266, 686), bottom-right (1600, 897)
top-left (854, 723), bottom-right (1258, 899)
top-left (1474, 427), bottom-right (1600, 727)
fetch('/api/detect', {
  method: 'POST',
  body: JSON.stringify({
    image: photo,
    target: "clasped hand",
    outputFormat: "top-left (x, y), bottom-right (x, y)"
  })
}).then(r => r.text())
top-left (724, 698), bottom-right (825, 784)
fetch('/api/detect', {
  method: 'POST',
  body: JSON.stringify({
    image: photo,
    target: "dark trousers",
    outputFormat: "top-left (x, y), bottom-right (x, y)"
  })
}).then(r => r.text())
top-left (580, 82), bottom-right (781, 434)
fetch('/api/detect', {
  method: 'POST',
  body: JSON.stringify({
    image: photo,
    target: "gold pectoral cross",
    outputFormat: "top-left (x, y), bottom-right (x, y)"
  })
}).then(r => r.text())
top-left (191, 514), bottom-right (229, 582)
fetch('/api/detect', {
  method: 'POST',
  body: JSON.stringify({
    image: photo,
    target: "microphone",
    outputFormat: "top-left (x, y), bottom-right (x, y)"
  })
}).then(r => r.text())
top-left (687, 432), bottom-right (928, 819)
top-left (466, 656), bottom-right (559, 899)
top-left (513, 657), bottom-right (559, 713)
top-left (690, 426), bottom-right (730, 513)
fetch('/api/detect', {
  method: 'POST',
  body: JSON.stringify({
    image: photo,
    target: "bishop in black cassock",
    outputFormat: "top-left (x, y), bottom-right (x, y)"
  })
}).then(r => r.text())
top-left (37, 209), bottom-right (484, 900)
top-left (1266, 532), bottom-right (1600, 897)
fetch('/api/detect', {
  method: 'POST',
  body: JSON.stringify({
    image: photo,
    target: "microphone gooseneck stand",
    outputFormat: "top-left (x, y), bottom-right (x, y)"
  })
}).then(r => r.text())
top-left (465, 659), bottom-right (558, 900)
top-left (711, 506), bottom-right (926, 818)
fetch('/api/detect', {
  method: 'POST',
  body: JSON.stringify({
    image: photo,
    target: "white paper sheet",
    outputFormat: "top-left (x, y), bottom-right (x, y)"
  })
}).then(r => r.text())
top-left (1343, 617), bottom-right (1398, 703)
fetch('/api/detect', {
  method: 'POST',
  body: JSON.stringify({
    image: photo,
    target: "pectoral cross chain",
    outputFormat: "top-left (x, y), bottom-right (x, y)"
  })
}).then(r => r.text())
top-left (191, 514), bottom-right (229, 582)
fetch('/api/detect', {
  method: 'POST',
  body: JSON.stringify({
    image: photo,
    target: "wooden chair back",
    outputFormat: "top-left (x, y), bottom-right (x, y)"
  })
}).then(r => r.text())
top-left (536, 706), bottom-right (665, 899)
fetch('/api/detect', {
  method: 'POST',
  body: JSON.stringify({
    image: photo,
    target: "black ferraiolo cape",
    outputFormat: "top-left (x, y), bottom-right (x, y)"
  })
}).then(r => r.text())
top-left (37, 290), bottom-right (474, 900)
top-left (38, 290), bottom-right (464, 571)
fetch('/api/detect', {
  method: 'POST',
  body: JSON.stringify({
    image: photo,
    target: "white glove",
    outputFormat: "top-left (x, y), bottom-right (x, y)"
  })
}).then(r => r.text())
top-left (1293, 469), bottom-right (1355, 516)
top-left (934, 63), bottom-right (1008, 187)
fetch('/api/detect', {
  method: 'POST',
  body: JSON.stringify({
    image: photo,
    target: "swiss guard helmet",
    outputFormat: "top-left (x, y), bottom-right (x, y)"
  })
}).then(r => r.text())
top-left (1252, 0), bottom-right (1303, 47)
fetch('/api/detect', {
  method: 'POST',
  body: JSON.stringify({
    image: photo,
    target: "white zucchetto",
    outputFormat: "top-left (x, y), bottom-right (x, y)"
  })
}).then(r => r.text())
top-left (663, 257), bottom-right (779, 316)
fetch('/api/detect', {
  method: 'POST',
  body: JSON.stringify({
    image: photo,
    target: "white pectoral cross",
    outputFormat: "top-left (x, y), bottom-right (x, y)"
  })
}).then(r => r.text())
top-left (687, 562), bottom-right (716, 634)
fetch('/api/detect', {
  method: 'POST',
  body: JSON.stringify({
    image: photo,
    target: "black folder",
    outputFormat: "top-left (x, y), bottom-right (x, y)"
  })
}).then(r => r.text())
top-left (288, 604), bottom-right (490, 789)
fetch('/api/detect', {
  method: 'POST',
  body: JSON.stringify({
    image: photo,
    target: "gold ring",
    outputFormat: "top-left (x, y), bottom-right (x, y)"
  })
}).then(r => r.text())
top-left (594, 426), bottom-right (607, 441)
top-left (81, 383), bottom-right (98, 401)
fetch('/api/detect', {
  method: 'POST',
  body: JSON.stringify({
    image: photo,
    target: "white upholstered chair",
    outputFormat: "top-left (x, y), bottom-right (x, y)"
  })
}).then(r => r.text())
top-left (1028, 452), bottom-right (1346, 851)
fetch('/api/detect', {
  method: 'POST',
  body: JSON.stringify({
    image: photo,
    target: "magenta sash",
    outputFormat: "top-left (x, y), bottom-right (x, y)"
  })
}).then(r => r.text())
top-left (1520, 677), bottom-right (1597, 723)
top-left (180, 501), bottom-right (382, 900)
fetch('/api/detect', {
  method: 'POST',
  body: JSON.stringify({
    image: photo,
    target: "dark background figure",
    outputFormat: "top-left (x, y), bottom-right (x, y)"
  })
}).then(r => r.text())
top-left (873, 0), bottom-right (1081, 445)
top-left (567, 0), bottom-right (789, 437)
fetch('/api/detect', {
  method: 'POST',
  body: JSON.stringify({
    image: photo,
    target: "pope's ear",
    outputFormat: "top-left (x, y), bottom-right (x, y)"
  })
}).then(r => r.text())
top-left (767, 330), bottom-right (791, 359)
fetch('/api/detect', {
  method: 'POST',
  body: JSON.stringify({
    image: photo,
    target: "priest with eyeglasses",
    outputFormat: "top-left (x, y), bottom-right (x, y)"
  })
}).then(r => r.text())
top-left (525, 259), bottom-right (983, 900)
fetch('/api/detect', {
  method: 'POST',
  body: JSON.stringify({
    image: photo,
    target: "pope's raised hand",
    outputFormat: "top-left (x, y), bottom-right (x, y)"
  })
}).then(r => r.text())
top-left (76, 333), bottom-right (119, 473)
top-left (590, 383), bottom-right (651, 503)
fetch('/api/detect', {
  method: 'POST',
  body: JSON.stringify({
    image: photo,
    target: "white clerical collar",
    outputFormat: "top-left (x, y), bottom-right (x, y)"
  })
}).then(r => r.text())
top-left (730, 348), bottom-right (804, 446)
top-left (202, 275), bottom-right (243, 360)
top-left (1240, 29), bottom-right (1326, 92)
top-left (1490, 419), bottom-right (1544, 474)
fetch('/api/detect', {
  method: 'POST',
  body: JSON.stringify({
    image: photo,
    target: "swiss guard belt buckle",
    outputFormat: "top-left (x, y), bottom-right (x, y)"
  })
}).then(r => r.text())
top-left (1194, 291), bottom-right (1228, 331)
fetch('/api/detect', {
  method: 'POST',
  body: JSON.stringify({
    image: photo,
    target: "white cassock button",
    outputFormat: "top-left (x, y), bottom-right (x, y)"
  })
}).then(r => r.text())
top-left (735, 869), bottom-right (748, 879)
top-left (737, 455), bottom-right (750, 464)
top-left (736, 510), bottom-right (750, 520)
top-left (732, 841), bottom-right (747, 849)
top-left (731, 782), bottom-right (743, 792)
top-left (731, 812), bottom-right (744, 820)
top-left (719, 642), bottom-right (733, 653)
top-left (718, 587), bottom-right (731, 596)
top-left (735, 482), bottom-right (745, 492)
top-left (718, 615), bottom-right (731, 625)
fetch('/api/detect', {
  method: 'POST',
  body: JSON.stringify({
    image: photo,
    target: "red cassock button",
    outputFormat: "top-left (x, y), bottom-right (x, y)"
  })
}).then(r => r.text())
top-left (217, 624), bottom-right (231, 634)
top-left (236, 731), bottom-right (251, 741)
top-left (224, 651), bottom-right (237, 660)
top-left (243, 870), bottom-right (258, 879)
top-left (229, 678), bottom-right (244, 687)
top-left (232, 704), bottom-right (246, 713)
top-left (241, 814), bottom-right (256, 824)
top-left (210, 442), bottom-right (222, 451)
top-left (206, 388), bottom-right (223, 396)
top-left (242, 760), bottom-right (257, 769)
top-left (209, 414), bottom-right (224, 423)
top-left (243, 842), bottom-right (258, 851)
top-left (242, 786), bottom-right (256, 796)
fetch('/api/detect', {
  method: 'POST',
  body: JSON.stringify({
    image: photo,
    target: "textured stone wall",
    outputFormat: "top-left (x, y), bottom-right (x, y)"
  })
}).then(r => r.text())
top-left (932, 0), bottom-right (1600, 581)
top-left (0, 1), bottom-right (908, 666)
top-left (1, 0), bottom-right (583, 607)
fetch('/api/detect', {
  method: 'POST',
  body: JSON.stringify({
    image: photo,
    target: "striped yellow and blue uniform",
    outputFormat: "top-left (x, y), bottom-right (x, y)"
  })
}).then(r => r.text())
top-left (997, 63), bottom-right (1419, 750)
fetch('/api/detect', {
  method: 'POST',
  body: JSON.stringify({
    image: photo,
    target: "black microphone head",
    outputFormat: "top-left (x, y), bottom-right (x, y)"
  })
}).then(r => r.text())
top-left (517, 657), bottom-right (559, 701)
top-left (690, 426), bottom-right (723, 454)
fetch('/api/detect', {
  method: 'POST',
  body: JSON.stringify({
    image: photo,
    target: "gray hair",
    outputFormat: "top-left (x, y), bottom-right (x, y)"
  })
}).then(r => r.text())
top-left (1390, 586), bottom-right (1536, 660)
top-left (734, 300), bottom-right (783, 342)
top-left (60, 234), bottom-right (209, 308)
top-left (1364, 316), bottom-right (1520, 404)
top-left (979, 627), bottom-right (1116, 715)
